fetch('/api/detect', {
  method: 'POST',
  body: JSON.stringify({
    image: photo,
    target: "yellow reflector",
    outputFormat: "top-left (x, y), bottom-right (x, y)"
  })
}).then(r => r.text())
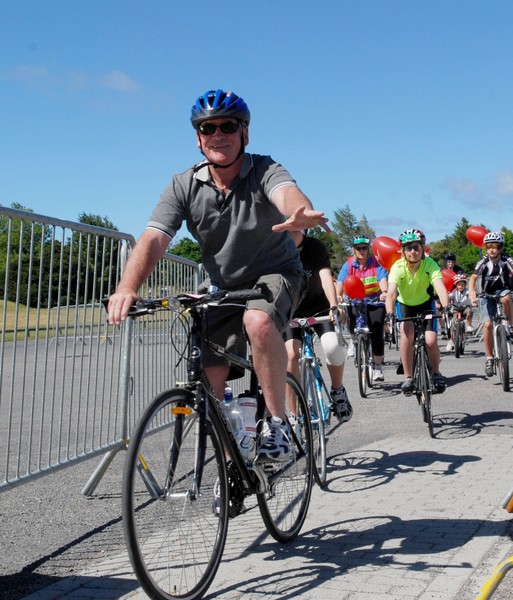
top-left (171, 406), bottom-right (193, 416)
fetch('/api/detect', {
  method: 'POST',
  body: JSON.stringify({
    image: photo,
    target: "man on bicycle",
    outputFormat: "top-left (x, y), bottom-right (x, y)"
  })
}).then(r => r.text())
top-left (468, 231), bottom-right (513, 377)
top-left (386, 229), bottom-right (450, 395)
top-left (336, 235), bottom-right (388, 382)
top-left (284, 230), bottom-right (352, 423)
top-left (107, 88), bottom-right (328, 463)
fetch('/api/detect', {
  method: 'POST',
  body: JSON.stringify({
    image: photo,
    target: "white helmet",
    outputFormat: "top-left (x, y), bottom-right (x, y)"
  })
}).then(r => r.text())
top-left (483, 231), bottom-right (504, 245)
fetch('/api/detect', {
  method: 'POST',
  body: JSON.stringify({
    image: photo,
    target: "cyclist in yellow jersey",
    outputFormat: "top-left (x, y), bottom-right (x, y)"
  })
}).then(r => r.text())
top-left (386, 229), bottom-right (450, 395)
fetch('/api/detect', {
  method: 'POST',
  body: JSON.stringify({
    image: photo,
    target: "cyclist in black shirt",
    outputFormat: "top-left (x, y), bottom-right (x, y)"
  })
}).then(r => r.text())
top-left (469, 231), bottom-right (513, 377)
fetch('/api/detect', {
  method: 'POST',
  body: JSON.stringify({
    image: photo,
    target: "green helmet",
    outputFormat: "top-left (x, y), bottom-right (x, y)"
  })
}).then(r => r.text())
top-left (399, 228), bottom-right (422, 245)
top-left (352, 235), bottom-right (370, 246)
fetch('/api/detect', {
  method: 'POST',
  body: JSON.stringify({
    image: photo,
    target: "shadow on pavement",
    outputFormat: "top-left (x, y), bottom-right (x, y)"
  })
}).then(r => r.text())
top-left (323, 448), bottom-right (480, 494)
top-left (211, 515), bottom-right (509, 600)
top-left (435, 410), bottom-right (513, 439)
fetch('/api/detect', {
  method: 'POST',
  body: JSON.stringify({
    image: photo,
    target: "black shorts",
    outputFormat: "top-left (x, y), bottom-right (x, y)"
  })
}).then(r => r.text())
top-left (202, 270), bottom-right (308, 379)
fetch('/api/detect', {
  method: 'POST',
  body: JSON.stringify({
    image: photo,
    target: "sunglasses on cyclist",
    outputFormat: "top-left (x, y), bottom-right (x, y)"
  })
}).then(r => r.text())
top-left (197, 121), bottom-right (241, 136)
top-left (354, 246), bottom-right (369, 251)
top-left (404, 243), bottom-right (421, 252)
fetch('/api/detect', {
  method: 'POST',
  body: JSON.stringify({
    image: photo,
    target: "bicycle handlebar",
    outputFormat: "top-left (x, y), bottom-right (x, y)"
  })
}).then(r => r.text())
top-left (396, 313), bottom-right (443, 323)
top-left (477, 291), bottom-right (512, 299)
top-left (102, 286), bottom-right (272, 318)
top-left (339, 298), bottom-right (385, 307)
top-left (289, 315), bottom-right (332, 328)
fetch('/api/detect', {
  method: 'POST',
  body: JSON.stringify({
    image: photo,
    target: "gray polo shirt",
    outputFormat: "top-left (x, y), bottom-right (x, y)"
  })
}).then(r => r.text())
top-left (147, 153), bottom-right (304, 288)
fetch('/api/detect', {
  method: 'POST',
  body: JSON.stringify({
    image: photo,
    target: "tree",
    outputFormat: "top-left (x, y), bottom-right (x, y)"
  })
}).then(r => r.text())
top-left (169, 237), bottom-right (202, 263)
top-left (78, 212), bottom-right (118, 230)
top-left (330, 205), bottom-right (376, 274)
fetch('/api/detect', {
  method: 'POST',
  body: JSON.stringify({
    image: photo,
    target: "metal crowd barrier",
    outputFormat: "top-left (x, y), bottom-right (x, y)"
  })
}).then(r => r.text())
top-left (0, 207), bottom-right (202, 493)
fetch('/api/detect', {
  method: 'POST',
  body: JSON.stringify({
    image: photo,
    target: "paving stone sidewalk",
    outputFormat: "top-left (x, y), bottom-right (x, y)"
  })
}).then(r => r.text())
top-left (22, 431), bottom-right (513, 600)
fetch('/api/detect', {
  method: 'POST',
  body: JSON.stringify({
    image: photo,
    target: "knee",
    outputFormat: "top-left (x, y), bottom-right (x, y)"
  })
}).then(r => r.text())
top-left (320, 332), bottom-right (345, 366)
top-left (285, 343), bottom-right (300, 363)
top-left (244, 309), bottom-right (276, 339)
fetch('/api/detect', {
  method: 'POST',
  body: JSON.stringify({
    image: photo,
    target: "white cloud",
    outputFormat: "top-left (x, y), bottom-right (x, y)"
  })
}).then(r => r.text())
top-left (3, 64), bottom-right (142, 95)
top-left (5, 65), bottom-right (51, 83)
top-left (496, 171), bottom-right (513, 197)
top-left (443, 175), bottom-right (502, 211)
top-left (98, 70), bottom-right (141, 93)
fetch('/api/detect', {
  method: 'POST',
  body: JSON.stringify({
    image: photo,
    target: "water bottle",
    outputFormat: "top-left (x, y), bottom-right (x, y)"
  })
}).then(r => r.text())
top-left (221, 388), bottom-right (246, 458)
top-left (237, 392), bottom-right (257, 460)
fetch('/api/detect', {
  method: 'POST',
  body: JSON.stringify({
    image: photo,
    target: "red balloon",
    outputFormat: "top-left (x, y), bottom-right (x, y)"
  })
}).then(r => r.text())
top-left (441, 269), bottom-right (456, 292)
top-left (466, 225), bottom-right (488, 247)
top-left (372, 236), bottom-right (401, 270)
top-left (344, 275), bottom-right (366, 299)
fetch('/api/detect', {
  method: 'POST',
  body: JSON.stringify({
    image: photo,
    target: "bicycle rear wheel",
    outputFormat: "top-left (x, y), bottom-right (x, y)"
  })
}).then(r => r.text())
top-left (301, 360), bottom-right (327, 487)
top-left (416, 347), bottom-right (434, 437)
top-left (123, 389), bottom-right (229, 600)
top-left (497, 325), bottom-right (510, 392)
top-left (258, 373), bottom-right (314, 543)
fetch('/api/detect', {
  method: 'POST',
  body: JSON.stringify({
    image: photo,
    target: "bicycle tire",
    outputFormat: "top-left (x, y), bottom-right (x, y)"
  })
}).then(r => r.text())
top-left (453, 321), bottom-right (463, 359)
top-left (123, 388), bottom-right (229, 600)
top-left (356, 333), bottom-right (368, 398)
top-left (301, 360), bottom-right (327, 487)
top-left (365, 337), bottom-right (374, 389)
top-left (497, 325), bottom-right (510, 392)
top-left (258, 373), bottom-right (314, 543)
top-left (417, 346), bottom-right (434, 437)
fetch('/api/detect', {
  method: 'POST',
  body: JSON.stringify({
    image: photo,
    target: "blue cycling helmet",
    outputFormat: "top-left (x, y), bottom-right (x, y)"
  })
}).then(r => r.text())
top-left (191, 89), bottom-right (251, 129)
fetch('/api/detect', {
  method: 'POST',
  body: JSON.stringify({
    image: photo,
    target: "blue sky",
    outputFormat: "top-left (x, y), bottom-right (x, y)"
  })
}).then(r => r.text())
top-left (2, 1), bottom-right (513, 246)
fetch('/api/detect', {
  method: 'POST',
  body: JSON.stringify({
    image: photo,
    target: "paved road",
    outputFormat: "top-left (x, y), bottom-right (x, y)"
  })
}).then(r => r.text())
top-left (3, 333), bottom-right (513, 599)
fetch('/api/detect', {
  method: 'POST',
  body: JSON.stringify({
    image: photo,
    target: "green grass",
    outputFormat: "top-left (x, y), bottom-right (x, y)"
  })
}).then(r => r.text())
top-left (0, 300), bottom-right (105, 341)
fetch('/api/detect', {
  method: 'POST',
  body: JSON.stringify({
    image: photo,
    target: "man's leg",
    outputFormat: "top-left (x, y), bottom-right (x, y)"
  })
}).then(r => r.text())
top-left (244, 308), bottom-right (287, 420)
top-left (204, 366), bottom-right (231, 400)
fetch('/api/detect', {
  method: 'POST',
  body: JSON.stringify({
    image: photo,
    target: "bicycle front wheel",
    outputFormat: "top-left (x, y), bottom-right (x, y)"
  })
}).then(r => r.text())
top-left (258, 373), bottom-right (314, 543)
top-left (123, 389), bottom-right (229, 600)
top-left (416, 347), bottom-right (434, 437)
top-left (356, 333), bottom-right (371, 398)
top-left (497, 325), bottom-right (510, 392)
top-left (453, 321), bottom-right (463, 359)
top-left (301, 360), bottom-right (327, 487)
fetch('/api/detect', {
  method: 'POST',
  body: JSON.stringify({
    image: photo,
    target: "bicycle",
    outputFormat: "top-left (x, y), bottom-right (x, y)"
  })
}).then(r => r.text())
top-left (395, 312), bottom-right (445, 438)
top-left (478, 292), bottom-right (511, 391)
top-left (289, 313), bottom-right (340, 487)
top-left (113, 288), bottom-right (314, 600)
top-left (342, 298), bottom-right (385, 398)
top-left (448, 304), bottom-right (468, 358)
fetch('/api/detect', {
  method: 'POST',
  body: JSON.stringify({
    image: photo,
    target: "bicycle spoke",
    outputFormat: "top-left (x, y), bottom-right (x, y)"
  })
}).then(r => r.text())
top-left (123, 390), bottom-right (228, 600)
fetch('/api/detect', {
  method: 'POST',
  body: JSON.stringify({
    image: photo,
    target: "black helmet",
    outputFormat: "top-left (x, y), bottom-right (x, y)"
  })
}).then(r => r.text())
top-left (445, 253), bottom-right (456, 261)
top-left (191, 89), bottom-right (251, 129)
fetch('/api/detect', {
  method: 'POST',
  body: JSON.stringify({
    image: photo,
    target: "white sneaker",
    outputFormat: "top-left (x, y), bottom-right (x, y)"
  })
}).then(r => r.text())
top-left (256, 417), bottom-right (291, 463)
top-left (373, 367), bottom-right (384, 382)
top-left (347, 339), bottom-right (355, 358)
top-left (446, 341), bottom-right (454, 352)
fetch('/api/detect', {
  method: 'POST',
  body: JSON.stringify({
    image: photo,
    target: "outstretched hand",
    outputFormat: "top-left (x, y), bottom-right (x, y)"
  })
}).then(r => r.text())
top-left (272, 206), bottom-right (331, 233)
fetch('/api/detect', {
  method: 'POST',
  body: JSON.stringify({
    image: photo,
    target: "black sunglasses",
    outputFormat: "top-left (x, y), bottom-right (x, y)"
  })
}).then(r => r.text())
top-left (197, 121), bottom-right (241, 136)
top-left (354, 245), bottom-right (369, 251)
top-left (404, 243), bottom-right (421, 252)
